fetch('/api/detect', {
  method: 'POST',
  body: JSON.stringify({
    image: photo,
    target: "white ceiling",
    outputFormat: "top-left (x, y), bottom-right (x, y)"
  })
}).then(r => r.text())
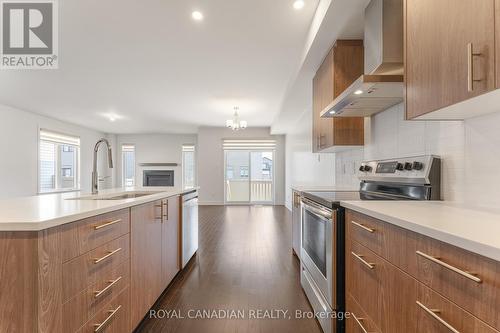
top-left (0, 0), bottom-right (319, 134)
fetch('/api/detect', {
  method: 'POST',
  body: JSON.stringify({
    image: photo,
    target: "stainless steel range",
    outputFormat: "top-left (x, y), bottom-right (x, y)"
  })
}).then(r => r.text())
top-left (300, 155), bottom-right (441, 333)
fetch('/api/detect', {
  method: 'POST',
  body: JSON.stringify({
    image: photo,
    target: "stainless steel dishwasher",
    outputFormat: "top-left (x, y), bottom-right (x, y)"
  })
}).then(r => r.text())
top-left (181, 190), bottom-right (198, 268)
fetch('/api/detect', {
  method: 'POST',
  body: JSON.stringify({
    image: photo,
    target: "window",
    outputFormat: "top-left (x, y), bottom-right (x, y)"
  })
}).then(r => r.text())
top-left (239, 166), bottom-right (249, 178)
top-left (39, 129), bottom-right (80, 193)
top-left (226, 166), bottom-right (234, 179)
top-left (122, 144), bottom-right (135, 187)
top-left (182, 144), bottom-right (196, 189)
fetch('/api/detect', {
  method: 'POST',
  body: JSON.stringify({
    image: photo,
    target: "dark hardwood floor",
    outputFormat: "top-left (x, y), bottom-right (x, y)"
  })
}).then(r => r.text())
top-left (136, 205), bottom-right (322, 333)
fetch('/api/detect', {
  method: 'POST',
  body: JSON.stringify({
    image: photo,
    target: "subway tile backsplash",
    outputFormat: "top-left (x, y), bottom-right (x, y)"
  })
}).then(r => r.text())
top-left (335, 103), bottom-right (479, 204)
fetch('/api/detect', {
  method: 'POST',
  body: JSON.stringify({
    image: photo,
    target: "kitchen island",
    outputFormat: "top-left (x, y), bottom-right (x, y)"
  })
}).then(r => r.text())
top-left (0, 187), bottom-right (197, 333)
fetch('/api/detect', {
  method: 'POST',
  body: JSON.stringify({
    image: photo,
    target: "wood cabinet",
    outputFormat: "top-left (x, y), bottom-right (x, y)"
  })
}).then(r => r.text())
top-left (347, 239), bottom-right (417, 333)
top-left (161, 196), bottom-right (180, 289)
top-left (345, 209), bottom-right (500, 333)
top-left (312, 40), bottom-right (365, 152)
top-left (131, 196), bottom-right (182, 330)
top-left (405, 0), bottom-right (496, 119)
top-left (130, 200), bottom-right (163, 329)
top-left (0, 195), bottom-right (182, 333)
top-left (291, 190), bottom-right (301, 258)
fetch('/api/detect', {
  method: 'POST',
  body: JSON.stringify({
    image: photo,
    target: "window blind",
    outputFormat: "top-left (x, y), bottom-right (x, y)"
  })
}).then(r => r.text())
top-left (122, 144), bottom-right (135, 152)
top-left (182, 144), bottom-right (195, 152)
top-left (40, 129), bottom-right (80, 146)
top-left (222, 139), bottom-right (276, 150)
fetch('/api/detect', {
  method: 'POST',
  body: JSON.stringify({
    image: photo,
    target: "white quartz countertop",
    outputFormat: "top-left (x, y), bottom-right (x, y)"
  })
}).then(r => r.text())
top-left (341, 201), bottom-right (500, 262)
top-left (0, 187), bottom-right (198, 231)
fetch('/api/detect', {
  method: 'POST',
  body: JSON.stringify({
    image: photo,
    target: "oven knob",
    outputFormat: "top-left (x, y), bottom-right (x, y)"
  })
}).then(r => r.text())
top-left (396, 163), bottom-right (404, 171)
top-left (404, 162), bottom-right (413, 171)
top-left (364, 165), bottom-right (372, 172)
top-left (359, 165), bottom-right (365, 172)
top-left (412, 161), bottom-right (424, 170)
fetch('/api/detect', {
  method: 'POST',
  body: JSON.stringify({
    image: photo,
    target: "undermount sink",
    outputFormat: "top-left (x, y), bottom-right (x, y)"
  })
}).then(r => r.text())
top-left (97, 193), bottom-right (155, 200)
top-left (68, 191), bottom-right (162, 201)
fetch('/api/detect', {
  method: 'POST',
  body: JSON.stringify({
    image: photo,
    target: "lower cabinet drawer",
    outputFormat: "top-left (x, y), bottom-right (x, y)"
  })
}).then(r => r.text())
top-left (346, 293), bottom-right (380, 333)
top-left (61, 209), bottom-right (130, 262)
top-left (347, 239), bottom-right (418, 333)
top-left (62, 234), bottom-right (130, 302)
top-left (77, 287), bottom-right (130, 333)
top-left (410, 235), bottom-right (500, 331)
top-left (416, 283), bottom-right (499, 333)
top-left (63, 260), bottom-right (130, 333)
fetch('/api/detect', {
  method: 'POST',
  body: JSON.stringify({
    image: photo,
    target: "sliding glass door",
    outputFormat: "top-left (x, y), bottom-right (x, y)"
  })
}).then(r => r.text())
top-left (225, 151), bottom-right (250, 203)
top-left (225, 150), bottom-right (274, 204)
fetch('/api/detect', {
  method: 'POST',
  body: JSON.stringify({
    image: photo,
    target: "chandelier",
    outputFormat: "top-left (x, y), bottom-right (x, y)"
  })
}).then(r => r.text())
top-left (226, 107), bottom-right (247, 131)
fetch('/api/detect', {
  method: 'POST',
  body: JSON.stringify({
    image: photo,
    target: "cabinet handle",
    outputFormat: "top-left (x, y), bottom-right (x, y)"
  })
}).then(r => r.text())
top-left (416, 250), bottom-right (481, 283)
top-left (94, 276), bottom-right (122, 298)
top-left (352, 313), bottom-right (374, 333)
top-left (351, 251), bottom-right (375, 269)
top-left (163, 201), bottom-right (168, 220)
top-left (351, 221), bottom-right (375, 233)
top-left (154, 203), bottom-right (163, 221)
top-left (416, 301), bottom-right (460, 333)
top-left (93, 305), bottom-right (122, 332)
top-left (93, 248), bottom-right (122, 264)
top-left (467, 43), bottom-right (482, 92)
top-left (94, 219), bottom-right (122, 230)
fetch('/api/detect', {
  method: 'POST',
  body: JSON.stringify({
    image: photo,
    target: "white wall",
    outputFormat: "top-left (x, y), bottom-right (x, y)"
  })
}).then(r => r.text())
top-left (285, 110), bottom-right (336, 209)
top-left (197, 127), bottom-right (285, 205)
top-left (115, 134), bottom-right (197, 188)
top-left (0, 104), bottom-right (110, 198)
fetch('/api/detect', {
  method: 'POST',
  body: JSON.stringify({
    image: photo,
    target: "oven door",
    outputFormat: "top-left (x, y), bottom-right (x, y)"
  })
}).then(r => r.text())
top-left (300, 197), bottom-right (335, 307)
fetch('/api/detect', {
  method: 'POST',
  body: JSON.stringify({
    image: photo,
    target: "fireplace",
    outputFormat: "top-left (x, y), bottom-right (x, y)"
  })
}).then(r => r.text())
top-left (143, 170), bottom-right (174, 187)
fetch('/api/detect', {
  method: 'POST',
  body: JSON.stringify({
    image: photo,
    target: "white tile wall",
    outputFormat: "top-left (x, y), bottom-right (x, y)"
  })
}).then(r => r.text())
top-left (336, 103), bottom-right (466, 202)
top-left (464, 111), bottom-right (500, 210)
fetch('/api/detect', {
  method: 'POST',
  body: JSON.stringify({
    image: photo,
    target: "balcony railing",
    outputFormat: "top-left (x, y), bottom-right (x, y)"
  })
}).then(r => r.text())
top-left (226, 179), bottom-right (273, 203)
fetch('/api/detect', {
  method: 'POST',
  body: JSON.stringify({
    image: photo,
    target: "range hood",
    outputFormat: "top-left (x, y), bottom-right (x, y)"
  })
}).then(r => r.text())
top-left (321, 0), bottom-right (404, 118)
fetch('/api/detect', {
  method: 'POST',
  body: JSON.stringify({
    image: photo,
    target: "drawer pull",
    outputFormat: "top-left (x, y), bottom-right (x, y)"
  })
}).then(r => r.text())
top-left (352, 313), bottom-right (374, 333)
top-left (93, 305), bottom-right (122, 332)
top-left (416, 301), bottom-right (460, 333)
top-left (351, 221), bottom-right (375, 233)
top-left (416, 251), bottom-right (482, 283)
top-left (93, 248), bottom-right (122, 264)
top-left (94, 276), bottom-right (122, 298)
top-left (351, 251), bottom-right (375, 269)
top-left (94, 219), bottom-right (122, 230)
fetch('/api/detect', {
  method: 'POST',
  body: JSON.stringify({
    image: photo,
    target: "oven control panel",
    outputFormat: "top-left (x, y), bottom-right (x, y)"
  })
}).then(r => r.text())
top-left (358, 155), bottom-right (439, 183)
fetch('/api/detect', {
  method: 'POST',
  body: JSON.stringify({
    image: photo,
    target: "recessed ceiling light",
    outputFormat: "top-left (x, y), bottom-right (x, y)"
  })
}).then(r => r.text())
top-left (293, 0), bottom-right (305, 10)
top-left (100, 112), bottom-right (124, 122)
top-left (354, 89), bottom-right (363, 95)
top-left (192, 11), bottom-right (203, 21)
top-left (329, 110), bottom-right (336, 115)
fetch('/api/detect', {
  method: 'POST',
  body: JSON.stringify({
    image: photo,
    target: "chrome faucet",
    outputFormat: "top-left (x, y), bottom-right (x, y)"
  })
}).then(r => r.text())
top-left (92, 138), bottom-right (114, 194)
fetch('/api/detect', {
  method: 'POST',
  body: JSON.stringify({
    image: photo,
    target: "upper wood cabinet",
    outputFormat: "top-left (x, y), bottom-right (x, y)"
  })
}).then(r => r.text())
top-left (312, 40), bottom-right (365, 152)
top-left (405, 0), bottom-right (496, 119)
